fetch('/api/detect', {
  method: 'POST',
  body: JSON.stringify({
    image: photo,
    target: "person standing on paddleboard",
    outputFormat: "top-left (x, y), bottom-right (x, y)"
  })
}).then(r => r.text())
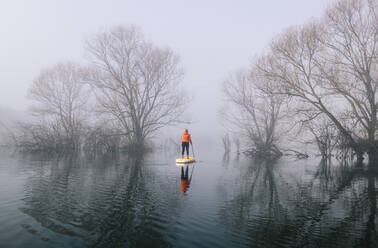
top-left (182, 129), bottom-right (192, 158)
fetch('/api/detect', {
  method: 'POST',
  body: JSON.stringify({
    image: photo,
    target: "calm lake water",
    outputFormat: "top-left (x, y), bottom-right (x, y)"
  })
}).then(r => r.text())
top-left (0, 146), bottom-right (377, 248)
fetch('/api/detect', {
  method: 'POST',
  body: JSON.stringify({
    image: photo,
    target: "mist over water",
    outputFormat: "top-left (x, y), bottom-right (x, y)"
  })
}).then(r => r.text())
top-left (1, 145), bottom-right (377, 248)
top-left (1, 0), bottom-right (377, 247)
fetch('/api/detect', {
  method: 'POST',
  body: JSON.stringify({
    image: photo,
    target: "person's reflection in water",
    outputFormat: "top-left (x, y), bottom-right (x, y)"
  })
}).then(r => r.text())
top-left (181, 165), bottom-right (192, 194)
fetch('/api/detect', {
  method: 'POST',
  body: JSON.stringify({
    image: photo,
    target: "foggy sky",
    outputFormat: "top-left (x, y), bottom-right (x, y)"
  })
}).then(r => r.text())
top-left (0, 0), bottom-right (333, 140)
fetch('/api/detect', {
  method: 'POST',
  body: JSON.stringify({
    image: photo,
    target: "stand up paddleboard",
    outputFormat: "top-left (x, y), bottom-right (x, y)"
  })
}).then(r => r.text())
top-left (176, 156), bottom-right (195, 166)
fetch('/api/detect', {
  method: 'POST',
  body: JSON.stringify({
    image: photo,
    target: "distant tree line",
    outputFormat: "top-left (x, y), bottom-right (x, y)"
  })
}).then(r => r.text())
top-left (13, 26), bottom-right (186, 155)
top-left (222, 0), bottom-right (377, 165)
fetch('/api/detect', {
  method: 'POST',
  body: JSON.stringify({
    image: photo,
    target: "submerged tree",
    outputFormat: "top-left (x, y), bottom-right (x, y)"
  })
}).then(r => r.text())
top-left (258, 0), bottom-right (378, 164)
top-left (221, 133), bottom-right (231, 153)
top-left (85, 26), bottom-right (186, 149)
top-left (222, 70), bottom-right (285, 158)
top-left (321, 0), bottom-right (378, 163)
top-left (304, 116), bottom-right (340, 159)
top-left (21, 62), bottom-right (90, 151)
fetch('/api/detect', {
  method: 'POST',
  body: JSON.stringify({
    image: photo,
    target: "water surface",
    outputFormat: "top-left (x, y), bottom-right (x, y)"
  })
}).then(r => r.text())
top-left (0, 148), bottom-right (377, 247)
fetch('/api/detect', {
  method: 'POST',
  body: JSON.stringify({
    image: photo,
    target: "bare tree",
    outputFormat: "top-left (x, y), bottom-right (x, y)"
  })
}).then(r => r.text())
top-left (82, 122), bottom-right (122, 156)
top-left (320, 0), bottom-right (378, 162)
top-left (222, 70), bottom-right (284, 158)
top-left (221, 133), bottom-right (231, 153)
top-left (85, 26), bottom-right (186, 149)
top-left (26, 62), bottom-right (90, 150)
top-left (0, 120), bottom-right (17, 148)
top-left (234, 137), bottom-right (241, 155)
top-left (304, 116), bottom-right (340, 159)
top-left (258, 0), bottom-right (377, 164)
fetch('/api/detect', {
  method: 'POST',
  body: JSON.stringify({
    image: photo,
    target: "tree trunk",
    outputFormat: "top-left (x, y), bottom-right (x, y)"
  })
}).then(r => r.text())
top-left (356, 151), bottom-right (364, 165)
top-left (368, 148), bottom-right (378, 169)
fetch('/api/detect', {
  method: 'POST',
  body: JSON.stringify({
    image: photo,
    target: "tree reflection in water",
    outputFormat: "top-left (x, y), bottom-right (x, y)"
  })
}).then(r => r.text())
top-left (219, 158), bottom-right (378, 248)
top-left (20, 152), bottom-right (179, 248)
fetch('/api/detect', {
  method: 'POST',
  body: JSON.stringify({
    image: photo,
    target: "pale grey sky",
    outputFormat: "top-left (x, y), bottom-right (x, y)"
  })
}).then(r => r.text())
top-left (0, 0), bottom-right (334, 137)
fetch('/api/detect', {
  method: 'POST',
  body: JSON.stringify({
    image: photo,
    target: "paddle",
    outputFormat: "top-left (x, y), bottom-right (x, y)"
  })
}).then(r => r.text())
top-left (191, 142), bottom-right (196, 159)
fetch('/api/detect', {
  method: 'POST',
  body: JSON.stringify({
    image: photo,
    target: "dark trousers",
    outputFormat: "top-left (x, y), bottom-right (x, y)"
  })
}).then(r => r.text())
top-left (181, 166), bottom-right (189, 179)
top-left (182, 142), bottom-right (190, 156)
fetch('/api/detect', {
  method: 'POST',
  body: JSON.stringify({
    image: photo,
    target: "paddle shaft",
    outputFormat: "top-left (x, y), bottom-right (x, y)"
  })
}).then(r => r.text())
top-left (191, 143), bottom-right (196, 158)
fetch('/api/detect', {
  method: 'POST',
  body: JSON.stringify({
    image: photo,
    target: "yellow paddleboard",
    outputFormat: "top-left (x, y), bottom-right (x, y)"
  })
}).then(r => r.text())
top-left (176, 156), bottom-right (195, 166)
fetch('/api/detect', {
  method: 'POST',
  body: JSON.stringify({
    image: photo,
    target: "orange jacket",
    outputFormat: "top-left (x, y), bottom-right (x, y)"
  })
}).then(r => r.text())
top-left (181, 179), bottom-right (190, 193)
top-left (182, 132), bottom-right (192, 144)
